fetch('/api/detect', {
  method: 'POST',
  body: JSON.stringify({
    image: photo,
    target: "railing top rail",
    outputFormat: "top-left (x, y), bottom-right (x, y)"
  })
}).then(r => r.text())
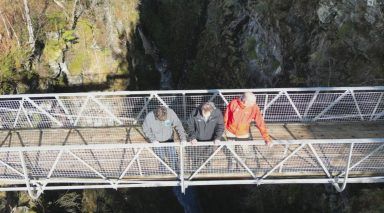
top-left (1, 86), bottom-right (384, 99)
top-left (0, 138), bottom-right (383, 152)
top-left (0, 86), bottom-right (383, 130)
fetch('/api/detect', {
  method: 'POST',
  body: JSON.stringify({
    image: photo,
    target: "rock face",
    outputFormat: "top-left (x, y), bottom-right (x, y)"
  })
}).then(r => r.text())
top-left (0, 0), bottom-right (140, 94)
top-left (138, 27), bottom-right (173, 89)
top-left (274, 0), bottom-right (384, 87)
top-left (183, 0), bottom-right (384, 88)
top-left (185, 0), bottom-right (285, 88)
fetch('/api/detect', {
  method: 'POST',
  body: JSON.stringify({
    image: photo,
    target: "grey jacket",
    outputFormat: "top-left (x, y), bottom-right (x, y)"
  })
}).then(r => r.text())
top-left (142, 108), bottom-right (186, 142)
top-left (187, 104), bottom-right (224, 141)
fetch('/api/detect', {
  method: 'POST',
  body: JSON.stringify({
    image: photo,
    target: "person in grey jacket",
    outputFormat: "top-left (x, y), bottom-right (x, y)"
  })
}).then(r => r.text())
top-left (142, 106), bottom-right (186, 172)
top-left (187, 102), bottom-right (224, 168)
top-left (188, 102), bottom-right (224, 143)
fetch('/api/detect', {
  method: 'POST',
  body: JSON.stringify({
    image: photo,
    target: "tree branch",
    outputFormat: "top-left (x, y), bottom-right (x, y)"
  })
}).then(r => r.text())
top-left (22, 0), bottom-right (35, 50)
top-left (53, 0), bottom-right (69, 19)
top-left (71, 0), bottom-right (84, 30)
top-left (0, 9), bottom-right (11, 38)
top-left (5, 14), bottom-right (21, 46)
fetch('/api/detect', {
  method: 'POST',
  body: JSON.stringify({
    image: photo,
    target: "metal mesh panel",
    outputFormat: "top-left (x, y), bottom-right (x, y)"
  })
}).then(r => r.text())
top-left (23, 150), bottom-right (60, 178)
top-left (51, 151), bottom-right (101, 178)
top-left (0, 87), bottom-right (383, 195)
top-left (2, 141), bottom-right (380, 180)
top-left (0, 88), bottom-right (383, 129)
top-left (354, 92), bottom-right (382, 120)
top-left (0, 151), bottom-right (23, 179)
top-left (264, 94), bottom-right (302, 121)
top-left (309, 144), bottom-right (349, 174)
top-left (139, 147), bottom-right (179, 176)
top-left (350, 143), bottom-right (384, 173)
top-left (0, 140), bottom-right (383, 194)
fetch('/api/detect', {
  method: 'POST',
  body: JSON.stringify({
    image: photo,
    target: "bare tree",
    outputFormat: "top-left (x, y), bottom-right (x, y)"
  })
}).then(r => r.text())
top-left (0, 8), bottom-right (11, 38)
top-left (22, 0), bottom-right (35, 50)
top-left (5, 14), bottom-right (21, 46)
top-left (103, 0), bottom-right (120, 54)
top-left (0, 7), bottom-right (20, 46)
top-left (53, 0), bottom-right (69, 19)
top-left (71, 0), bottom-right (84, 29)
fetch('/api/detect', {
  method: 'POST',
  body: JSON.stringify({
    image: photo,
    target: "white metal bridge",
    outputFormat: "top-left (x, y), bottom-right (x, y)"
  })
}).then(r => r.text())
top-left (0, 87), bottom-right (383, 199)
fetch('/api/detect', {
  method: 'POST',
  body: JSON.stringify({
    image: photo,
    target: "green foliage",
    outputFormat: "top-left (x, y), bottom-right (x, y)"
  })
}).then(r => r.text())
top-left (245, 37), bottom-right (258, 60)
top-left (289, 73), bottom-right (306, 85)
top-left (0, 48), bottom-right (30, 76)
top-left (55, 192), bottom-right (81, 213)
top-left (223, 0), bottom-right (235, 8)
top-left (46, 12), bottom-right (67, 31)
top-left (68, 51), bottom-right (90, 75)
top-left (0, 47), bottom-right (38, 94)
top-left (43, 39), bottom-right (65, 62)
top-left (254, 1), bottom-right (269, 14)
top-left (271, 58), bottom-right (281, 70)
top-left (348, 188), bottom-right (384, 212)
top-left (337, 21), bottom-right (354, 39)
top-left (62, 30), bottom-right (77, 42)
top-left (43, 30), bottom-right (77, 63)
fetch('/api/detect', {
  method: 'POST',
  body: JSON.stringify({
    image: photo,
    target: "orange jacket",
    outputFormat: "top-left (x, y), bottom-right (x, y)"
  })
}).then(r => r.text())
top-left (224, 98), bottom-right (270, 142)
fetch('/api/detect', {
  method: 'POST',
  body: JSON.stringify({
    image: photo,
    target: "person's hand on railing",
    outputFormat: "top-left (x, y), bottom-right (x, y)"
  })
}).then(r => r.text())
top-left (152, 140), bottom-right (159, 144)
top-left (190, 139), bottom-right (197, 145)
top-left (214, 139), bottom-right (220, 144)
top-left (265, 140), bottom-right (273, 147)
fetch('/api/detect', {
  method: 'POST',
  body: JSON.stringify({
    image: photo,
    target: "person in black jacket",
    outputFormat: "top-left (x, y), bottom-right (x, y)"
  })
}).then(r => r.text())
top-left (187, 102), bottom-right (224, 168)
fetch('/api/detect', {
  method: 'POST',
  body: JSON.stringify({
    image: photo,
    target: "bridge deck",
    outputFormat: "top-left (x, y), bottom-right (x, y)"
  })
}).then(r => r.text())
top-left (1, 122), bottom-right (383, 146)
top-left (0, 87), bottom-right (383, 196)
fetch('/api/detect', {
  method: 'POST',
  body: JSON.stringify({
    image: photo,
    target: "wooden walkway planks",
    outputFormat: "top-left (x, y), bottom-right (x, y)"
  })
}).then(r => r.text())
top-left (0, 122), bottom-right (382, 180)
top-left (0, 122), bottom-right (383, 147)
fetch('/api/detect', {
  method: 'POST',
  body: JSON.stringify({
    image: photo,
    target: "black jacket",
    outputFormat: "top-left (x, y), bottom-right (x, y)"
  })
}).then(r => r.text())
top-left (187, 106), bottom-right (224, 141)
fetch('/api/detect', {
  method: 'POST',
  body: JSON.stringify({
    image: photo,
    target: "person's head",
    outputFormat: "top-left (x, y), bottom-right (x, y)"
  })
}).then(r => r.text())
top-left (154, 106), bottom-right (168, 121)
top-left (201, 102), bottom-right (215, 118)
top-left (241, 92), bottom-right (256, 107)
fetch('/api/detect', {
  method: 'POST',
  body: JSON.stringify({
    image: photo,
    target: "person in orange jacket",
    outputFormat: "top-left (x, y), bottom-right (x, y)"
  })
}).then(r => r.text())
top-left (224, 92), bottom-right (272, 146)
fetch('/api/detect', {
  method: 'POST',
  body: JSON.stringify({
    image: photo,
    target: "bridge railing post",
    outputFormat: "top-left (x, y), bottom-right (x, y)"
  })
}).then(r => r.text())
top-left (180, 142), bottom-right (186, 193)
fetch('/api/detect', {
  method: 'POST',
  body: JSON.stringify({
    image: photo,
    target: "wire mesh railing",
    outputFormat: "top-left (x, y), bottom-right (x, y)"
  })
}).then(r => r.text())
top-left (0, 87), bottom-right (383, 198)
top-left (0, 87), bottom-right (383, 129)
top-left (0, 139), bottom-right (383, 198)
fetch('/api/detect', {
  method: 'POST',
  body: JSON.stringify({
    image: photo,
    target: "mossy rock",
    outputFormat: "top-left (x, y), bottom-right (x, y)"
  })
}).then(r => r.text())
top-left (337, 21), bottom-right (354, 39)
top-left (245, 37), bottom-right (258, 60)
top-left (45, 12), bottom-right (67, 31)
top-left (43, 39), bottom-right (65, 62)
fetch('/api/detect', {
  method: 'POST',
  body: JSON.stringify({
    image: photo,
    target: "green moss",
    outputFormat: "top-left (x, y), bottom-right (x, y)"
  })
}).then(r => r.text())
top-left (0, 48), bottom-right (29, 76)
top-left (68, 51), bottom-right (90, 75)
top-left (310, 51), bottom-right (321, 61)
top-left (62, 30), bottom-right (77, 42)
top-left (245, 37), bottom-right (258, 60)
top-left (66, 20), bottom-right (93, 75)
top-left (337, 21), bottom-right (354, 39)
top-left (0, 48), bottom-right (32, 94)
top-left (254, 2), bottom-right (269, 14)
top-left (0, 55), bottom-right (15, 79)
top-left (289, 74), bottom-right (306, 85)
top-left (46, 12), bottom-right (67, 31)
top-left (223, 0), bottom-right (235, 8)
top-left (271, 58), bottom-right (281, 70)
top-left (42, 29), bottom-right (77, 63)
top-left (76, 20), bottom-right (94, 42)
top-left (43, 39), bottom-right (65, 62)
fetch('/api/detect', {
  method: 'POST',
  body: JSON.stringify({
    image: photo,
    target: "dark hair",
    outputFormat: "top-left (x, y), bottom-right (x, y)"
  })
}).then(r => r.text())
top-left (154, 106), bottom-right (167, 121)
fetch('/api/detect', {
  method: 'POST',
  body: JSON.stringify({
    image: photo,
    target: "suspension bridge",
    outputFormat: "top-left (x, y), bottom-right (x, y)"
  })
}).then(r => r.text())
top-left (0, 87), bottom-right (383, 199)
